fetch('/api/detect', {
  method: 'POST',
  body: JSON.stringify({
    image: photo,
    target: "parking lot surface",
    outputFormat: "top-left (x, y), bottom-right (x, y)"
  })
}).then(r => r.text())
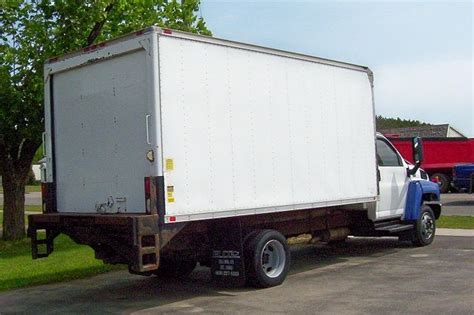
top-left (441, 193), bottom-right (474, 216)
top-left (1, 236), bottom-right (473, 314)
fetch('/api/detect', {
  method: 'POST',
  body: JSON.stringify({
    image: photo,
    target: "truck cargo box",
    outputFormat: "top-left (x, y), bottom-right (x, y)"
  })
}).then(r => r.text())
top-left (43, 27), bottom-right (378, 223)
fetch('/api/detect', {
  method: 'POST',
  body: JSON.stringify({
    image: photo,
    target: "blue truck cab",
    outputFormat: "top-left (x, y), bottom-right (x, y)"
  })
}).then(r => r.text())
top-left (373, 134), bottom-right (442, 246)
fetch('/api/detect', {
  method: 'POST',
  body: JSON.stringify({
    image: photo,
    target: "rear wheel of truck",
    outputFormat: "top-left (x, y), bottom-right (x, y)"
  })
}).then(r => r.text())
top-left (430, 173), bottom-right (450, 193)
top-left (245, 230), bottom-right (290, 288)
top-left (154, 257), bottom-right (197, 279)
top-left (413, 206), bottom-right (436, 247)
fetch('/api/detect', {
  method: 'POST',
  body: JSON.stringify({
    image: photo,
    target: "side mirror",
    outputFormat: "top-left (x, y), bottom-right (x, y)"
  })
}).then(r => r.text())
top-left (408, 136), bottom-right (423, 176)
top-left (412, 136), bottom-right (424, 164)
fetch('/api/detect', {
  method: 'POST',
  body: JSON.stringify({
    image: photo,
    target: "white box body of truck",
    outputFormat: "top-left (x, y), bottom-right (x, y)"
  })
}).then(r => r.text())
top-left (43, 27), bottom-right (378, 222)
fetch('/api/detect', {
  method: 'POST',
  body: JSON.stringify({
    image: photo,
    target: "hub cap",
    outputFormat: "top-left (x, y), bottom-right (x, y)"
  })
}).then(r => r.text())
top-left (261, 240), bottom-right (286, 278)
top-left (421, 213), bottom-right (435, 240)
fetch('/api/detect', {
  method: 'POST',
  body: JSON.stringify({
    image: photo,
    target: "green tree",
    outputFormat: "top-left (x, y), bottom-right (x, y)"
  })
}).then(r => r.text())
top-left (0, 0), bottom-right (210, 240)
top-left (376, 115), bottom-right (431, 131)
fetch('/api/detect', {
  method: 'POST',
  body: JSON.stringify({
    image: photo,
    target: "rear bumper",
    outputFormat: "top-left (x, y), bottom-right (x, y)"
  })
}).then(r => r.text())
top-left (28, 213), bottom-right (161, 273)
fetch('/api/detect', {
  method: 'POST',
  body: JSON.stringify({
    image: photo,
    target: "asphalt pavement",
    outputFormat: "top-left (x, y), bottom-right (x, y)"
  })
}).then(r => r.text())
top-left (0, 236), bottom-right (472, 314)
top-left (441, 193), bottom-right (474, 216)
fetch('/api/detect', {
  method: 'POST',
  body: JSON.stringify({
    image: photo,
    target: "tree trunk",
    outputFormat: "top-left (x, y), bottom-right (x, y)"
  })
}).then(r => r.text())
top-left (0, 138), bottom-right (39, 241)
top-left (2, 172), bottom-right (26, 240)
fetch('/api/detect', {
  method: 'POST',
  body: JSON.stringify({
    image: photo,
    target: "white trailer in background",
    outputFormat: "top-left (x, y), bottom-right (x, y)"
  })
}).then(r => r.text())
top-left (30, 27), bottom-right (441, 288)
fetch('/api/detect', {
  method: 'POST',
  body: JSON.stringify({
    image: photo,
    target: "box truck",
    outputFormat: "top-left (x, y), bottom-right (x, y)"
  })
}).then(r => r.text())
top-left (388, 137), bottom-right (474, 193)
top-left (29, 27), bottom-right (441, 287)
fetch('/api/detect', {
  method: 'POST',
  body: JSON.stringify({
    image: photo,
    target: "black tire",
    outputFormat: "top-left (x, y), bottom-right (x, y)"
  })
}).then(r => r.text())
top-left (154, 256), bottom-right (197, 279)
top-left (245, 229), bottom-right (290, 288)
top-left (430, 173), bottom-right (450, 194)
top-left (412, 206), bottom-right (436, 247)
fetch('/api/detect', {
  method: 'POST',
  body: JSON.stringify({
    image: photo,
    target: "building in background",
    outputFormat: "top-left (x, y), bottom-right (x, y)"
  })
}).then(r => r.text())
top-left (380, 124), bottom-right (467, 138)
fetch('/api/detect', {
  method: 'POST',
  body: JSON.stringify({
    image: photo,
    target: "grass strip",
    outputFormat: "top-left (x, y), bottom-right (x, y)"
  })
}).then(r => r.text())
top-left (437, 215), bottom-right (474, 229)
top-left (0, 234), bottom-right (124, 291)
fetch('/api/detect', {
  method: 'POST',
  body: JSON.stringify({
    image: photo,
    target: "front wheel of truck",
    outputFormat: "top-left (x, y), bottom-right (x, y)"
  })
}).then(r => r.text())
top-left (413, 206), bottom-right (436, 247)
top-left (245, 229), bottom-right (290, 288)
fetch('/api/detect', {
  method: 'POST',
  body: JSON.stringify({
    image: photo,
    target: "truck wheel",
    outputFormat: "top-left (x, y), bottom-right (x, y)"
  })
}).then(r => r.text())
top-left (413, 206), bottom-right (436, 247)
top-left (430, 173), bottom-right (450, 193)
top-left (245, 230), bottom-right (290, 288)
top-left (154, 257), bottom-right (197, 279)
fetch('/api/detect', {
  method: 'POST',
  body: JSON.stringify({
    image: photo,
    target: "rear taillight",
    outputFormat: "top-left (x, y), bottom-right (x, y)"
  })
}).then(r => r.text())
top-left (144, 177), bottom-right (152, 214)
top-left (144, 177), bottom-right (151, 199)
top-left (41, 182), bottom-right (48, 201)
top-left (41, 182), bottom-right (56, 213)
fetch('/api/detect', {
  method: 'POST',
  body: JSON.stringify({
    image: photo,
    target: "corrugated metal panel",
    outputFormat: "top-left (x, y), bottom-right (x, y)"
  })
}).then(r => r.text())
top-left (158, 35), bottom-right (377, 222)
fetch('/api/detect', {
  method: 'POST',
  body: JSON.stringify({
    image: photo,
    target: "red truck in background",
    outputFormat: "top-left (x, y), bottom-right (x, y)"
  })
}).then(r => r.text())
top-left (387, 137), bottom-right (474, 193)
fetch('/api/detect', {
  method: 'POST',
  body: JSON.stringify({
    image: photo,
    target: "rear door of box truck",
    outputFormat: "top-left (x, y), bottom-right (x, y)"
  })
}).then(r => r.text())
top-left (44, 32), bottom-right (159, 213)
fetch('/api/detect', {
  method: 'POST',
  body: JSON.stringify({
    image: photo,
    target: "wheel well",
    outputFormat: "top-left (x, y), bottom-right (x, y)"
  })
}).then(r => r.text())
top-left (423, 193), bottom-right (439, 202)
top-left (422, 193), bottom-right (441, 219)
top-left (425, 203), bottom-right (441, 220)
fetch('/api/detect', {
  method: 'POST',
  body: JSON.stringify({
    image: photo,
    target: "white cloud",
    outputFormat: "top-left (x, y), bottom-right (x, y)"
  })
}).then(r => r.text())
top-left (373, 58), bottom-right (473, 136)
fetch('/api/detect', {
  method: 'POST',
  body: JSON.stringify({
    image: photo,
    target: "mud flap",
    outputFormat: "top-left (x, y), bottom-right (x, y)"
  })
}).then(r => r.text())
top-left (210, 218), bottom-right (246, 287)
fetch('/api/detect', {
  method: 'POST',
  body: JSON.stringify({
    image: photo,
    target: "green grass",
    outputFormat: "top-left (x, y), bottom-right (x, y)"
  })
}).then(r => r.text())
top-left (0, 185), bottom-right (41, 194)
top-left (0, 234), bottom-right (124, 291)
top-left (0, 205), bottom-right (42, 213)
top-left (437, 216), bottom-right (474, 229)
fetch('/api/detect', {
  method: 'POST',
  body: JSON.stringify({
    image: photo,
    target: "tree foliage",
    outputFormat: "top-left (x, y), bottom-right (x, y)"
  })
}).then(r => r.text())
top-left (0, 0), bottom-right (210, 240)
top-left (376, 115), bottom-right (431, 131)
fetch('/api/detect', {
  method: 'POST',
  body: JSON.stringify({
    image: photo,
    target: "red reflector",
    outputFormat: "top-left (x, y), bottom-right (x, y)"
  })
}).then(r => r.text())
top-left (41, 183), bottom-right (48, 200)
top-left (163, 29), bottom-right (172, 35)
top-left (144, 177), bottom-right (151, 199)
top-left (135, 30), bottom-right (144, 36)
top-left (169, 216), bottom-right (176, 222)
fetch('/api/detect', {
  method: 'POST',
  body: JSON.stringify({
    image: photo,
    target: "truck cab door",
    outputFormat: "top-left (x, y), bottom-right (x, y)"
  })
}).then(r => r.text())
top-left (376, 138), bottom-right (410, 220)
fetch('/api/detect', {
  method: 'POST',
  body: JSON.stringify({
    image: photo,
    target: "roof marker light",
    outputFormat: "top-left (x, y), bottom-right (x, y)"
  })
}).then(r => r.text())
top-left (163, 29), bottom-right (172, 35)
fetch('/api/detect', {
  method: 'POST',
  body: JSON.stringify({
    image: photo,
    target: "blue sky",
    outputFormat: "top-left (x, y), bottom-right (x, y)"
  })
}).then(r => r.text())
top-left (200, 0), bottom-right (473, 136)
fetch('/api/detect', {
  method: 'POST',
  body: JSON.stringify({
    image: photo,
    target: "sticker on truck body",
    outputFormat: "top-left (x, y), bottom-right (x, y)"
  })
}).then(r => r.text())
top-left (165, 158), bottom-right (174, 171)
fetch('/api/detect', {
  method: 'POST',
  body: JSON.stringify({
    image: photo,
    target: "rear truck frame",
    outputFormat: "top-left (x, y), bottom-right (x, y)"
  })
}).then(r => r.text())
top-left (29, 27), bottom-right (441, 288)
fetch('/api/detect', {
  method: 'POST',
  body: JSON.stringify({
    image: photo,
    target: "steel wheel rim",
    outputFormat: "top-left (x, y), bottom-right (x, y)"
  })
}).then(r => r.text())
top-left (261, 240), bottom-right (286, 278)
top-left (421, 213), bottom-right (435, 240)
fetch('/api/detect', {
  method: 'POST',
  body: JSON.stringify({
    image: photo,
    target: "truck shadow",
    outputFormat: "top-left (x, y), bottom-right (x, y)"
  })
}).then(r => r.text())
top-left (442, 200), bottom-right (474, 206)
top-left (1, 237), bottom-right (411, 314)
top-left (288, 237), bottom-right (410, 275)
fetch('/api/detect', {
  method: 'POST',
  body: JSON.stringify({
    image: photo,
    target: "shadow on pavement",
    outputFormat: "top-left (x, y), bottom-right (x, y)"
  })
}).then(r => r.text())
top-left (442, 200), bottom-right (474, 206)
top-left (0, 237), bottom-right (409, 313)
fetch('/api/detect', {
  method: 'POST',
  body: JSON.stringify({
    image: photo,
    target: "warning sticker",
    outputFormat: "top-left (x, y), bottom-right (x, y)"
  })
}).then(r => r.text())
top-left (165, 159), bottom-right (174, 171)
top-left (167, 186), bottom-right (174, 203)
